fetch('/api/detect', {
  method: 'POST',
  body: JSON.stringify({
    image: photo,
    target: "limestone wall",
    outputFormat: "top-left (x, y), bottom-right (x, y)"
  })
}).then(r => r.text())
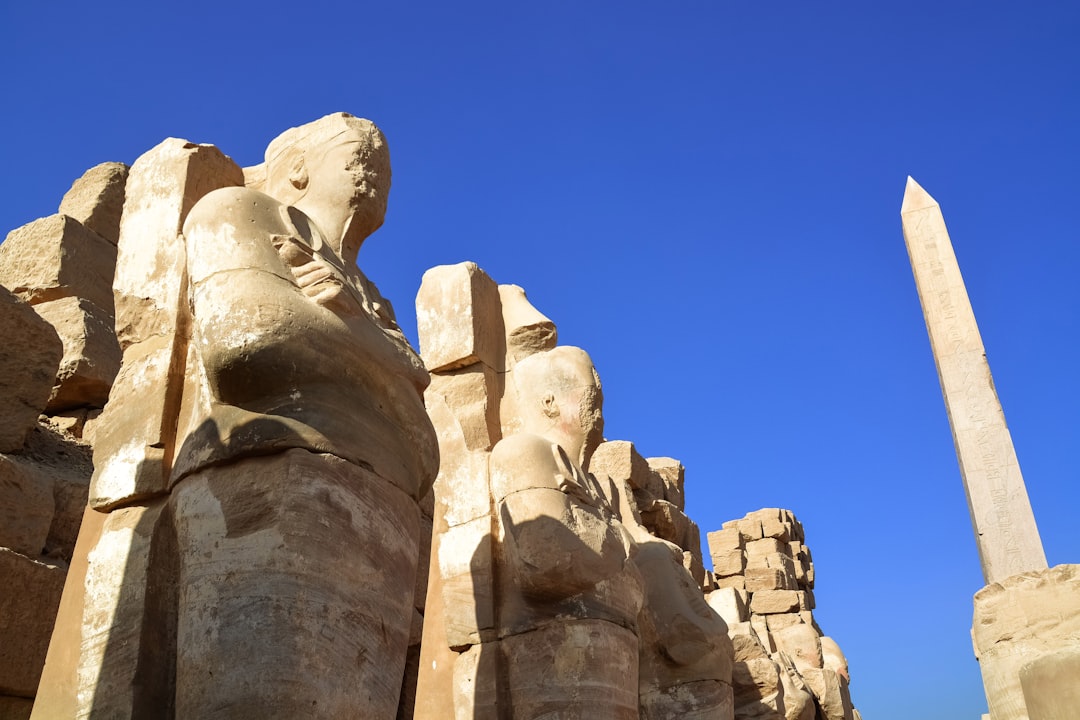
top-left (707, 509), bottom-right (861, 720)
top-left (0, 163), bottom-right (126, 717)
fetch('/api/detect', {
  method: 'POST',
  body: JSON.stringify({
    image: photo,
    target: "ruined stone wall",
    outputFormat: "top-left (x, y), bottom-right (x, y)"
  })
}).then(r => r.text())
top-left (707, 509), bottom-right (861, 720)
top-left (0, 163), bottom-right (126, 717)
top-left (0, 151), bottom-right (864, 720)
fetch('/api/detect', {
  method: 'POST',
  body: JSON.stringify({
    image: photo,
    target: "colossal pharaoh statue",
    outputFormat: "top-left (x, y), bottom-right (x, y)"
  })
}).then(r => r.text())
top-left (34, 113), bottom-right (437, 718)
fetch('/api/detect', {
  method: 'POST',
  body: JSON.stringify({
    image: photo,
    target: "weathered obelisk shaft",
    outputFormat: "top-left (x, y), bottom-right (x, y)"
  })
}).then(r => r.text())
top-left (901, 177), bottom-right (1046, 584)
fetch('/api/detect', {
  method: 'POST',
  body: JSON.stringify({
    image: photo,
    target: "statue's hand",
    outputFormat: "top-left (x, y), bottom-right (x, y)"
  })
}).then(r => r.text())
top-left (272, 235), bottom-right (363, 318)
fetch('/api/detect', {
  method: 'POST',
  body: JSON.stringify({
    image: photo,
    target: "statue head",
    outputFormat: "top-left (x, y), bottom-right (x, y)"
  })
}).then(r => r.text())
top-left (512, 347), bottom-right (605, 468)
top-left (264, 113), bottom-right (391, 262)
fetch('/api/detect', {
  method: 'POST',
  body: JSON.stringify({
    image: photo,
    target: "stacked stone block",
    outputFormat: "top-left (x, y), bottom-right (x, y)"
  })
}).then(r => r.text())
top-left (706, 508), bottom-right (860, 720)
top-left (0, 163), bottom-right (127, 717)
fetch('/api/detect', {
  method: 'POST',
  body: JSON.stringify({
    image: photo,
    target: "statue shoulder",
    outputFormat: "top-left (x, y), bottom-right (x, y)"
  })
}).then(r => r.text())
top-left (490, 433), bottom-right (568, 500)
top-left (183, 186), bottom-right (288, 237)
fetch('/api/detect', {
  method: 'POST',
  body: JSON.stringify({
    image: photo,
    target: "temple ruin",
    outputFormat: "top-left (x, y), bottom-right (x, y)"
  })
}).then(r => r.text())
top-left (18, 115), bottom-right (1054, 720)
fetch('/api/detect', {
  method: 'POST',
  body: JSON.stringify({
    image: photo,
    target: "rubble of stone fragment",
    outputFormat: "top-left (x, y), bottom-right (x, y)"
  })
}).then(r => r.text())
top-left (706, 508), bottom-right (862, 720)
top-left (0, 162), bottom-right (126, 716)
top-left (0, 121), bottom-right (866, 720)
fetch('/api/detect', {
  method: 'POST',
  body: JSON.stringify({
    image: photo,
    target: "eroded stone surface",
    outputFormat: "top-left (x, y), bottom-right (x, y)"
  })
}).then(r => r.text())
top-left (58, 162), bottom-right (129, 246)
top-left (0, 289), bottom-right (63, 453)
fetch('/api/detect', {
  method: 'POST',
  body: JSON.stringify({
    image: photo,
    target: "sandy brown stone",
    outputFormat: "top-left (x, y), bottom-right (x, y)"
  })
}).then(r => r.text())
top-left (0, 549), bottom-right (66, 697)
top-left (801, 668), bottom-right (854, 720)
top-left (58, 162), bottom-right (128, 246)
top-left (32, 296), bottom-right (121, 410)
top-left (772, 623), bottom-right (823, 673)
top-left (498, 283), bottom-right (557, 366)
top-left (750, 590), bottom-right (801, 615)
top-left (417, 262), bottom-right (503, 373)
top-left (0, 454), bottom-right (55, 557)
top-left (0, 215), bottom-right (116, 311)
top-left (0, 290), bottom-right (63, 453)
top-left (706, 587), bottom-right (749, 627)
top-left (648, 456), bottom-right (685, 511)
top-left (973, 564), bottom-right (1080, 720)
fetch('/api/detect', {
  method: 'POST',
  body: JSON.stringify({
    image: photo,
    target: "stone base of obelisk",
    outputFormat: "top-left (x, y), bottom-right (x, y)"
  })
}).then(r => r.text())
top-left (972, 564), bottom-right (1080, 720)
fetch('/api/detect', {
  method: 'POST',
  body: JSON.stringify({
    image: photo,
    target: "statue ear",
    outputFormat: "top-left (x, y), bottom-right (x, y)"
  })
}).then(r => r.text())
top-left (288, 155), bottom-right (309, 191)
top-left (541, 392), bottom-right (559, 419)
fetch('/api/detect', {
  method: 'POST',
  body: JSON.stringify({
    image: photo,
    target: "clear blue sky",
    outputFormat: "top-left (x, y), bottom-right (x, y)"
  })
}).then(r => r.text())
top-left (3, 3), bottom-right (1077, 717)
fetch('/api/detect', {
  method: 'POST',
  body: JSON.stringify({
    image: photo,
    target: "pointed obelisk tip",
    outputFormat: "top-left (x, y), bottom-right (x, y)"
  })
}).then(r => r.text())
top-left (901, 176), bottom-right (938, 214)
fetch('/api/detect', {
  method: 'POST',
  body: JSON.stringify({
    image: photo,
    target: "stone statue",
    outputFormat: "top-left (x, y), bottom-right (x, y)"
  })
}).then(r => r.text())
top-left (33, 113), bottom-right (437, 719)
top-left (489, 346), bottom-right (645, 718)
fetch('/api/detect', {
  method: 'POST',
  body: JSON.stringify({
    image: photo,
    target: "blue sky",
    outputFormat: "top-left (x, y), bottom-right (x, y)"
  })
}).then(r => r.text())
top-left (4, 3), bottom-right (1077, 717)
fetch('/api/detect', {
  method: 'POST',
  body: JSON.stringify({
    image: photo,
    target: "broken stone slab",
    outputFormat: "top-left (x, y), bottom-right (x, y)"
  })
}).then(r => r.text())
top-left (761, 516), bottom-right (791, 543)
top-left (639, 499), bottom-right (690, 548)
top-left (0, 214), bottom-right (116, 312)
top-left (32, 296), bottom-right (121, 411)
top-left (589, 440), bottom-right (657, 497)
top-left (416, 262), bottom-right (503, 373)
top-left (647, 456), bottom-right (685, 511)
top-left (58, 162), bottom-right (129, 246)
top-left (0, 549), bottom-right (66, 697)
top-left (0, 289), bottom-right (63, 453)
top-left (737, 516), bottom-right (764, 542)
top-left (0, 454), bottom-right (55, 557)
top-left (750, 590), bottom-right (801, 615)
top-left (706, 587), bottom-right (749, 626)
top-left (731, 657), bottom-right (785, 720)
top-left (801, 668), bottom-right (854, 720)
top-left (498, 283), bottom-right (557, 367)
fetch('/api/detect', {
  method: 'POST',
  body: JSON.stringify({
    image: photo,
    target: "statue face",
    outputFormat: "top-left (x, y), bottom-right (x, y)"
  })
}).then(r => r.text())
top-left (303, 133), bottom-right (390, 238)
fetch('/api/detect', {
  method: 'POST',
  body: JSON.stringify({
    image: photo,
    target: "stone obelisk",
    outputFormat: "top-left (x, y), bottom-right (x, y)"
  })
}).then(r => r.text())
top-left (901, 176), bottom-right (1046, 585)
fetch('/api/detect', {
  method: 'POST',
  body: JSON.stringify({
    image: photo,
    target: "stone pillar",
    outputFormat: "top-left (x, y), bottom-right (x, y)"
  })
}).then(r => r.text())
top-left (900, 176), bottom-right (1046, 583)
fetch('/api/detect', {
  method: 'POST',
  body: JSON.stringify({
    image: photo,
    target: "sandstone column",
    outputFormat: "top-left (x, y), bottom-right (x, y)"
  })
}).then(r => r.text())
top-left (900, 176), bottom-right (1046, 584)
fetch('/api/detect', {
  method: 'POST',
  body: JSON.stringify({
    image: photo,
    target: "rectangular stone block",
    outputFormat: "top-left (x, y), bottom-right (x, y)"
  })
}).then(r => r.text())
top-left (33, 296), bottom-right (121, 411)
top-left (802, 668), bottom-right (854, 720)
top-left (765, 552), bottom-right (799, 589)
top-left (638, 500), bottom-right (690, 547)
top-left (58, 162), bottom-right (128, 246)
top-left (417, 262), bottom-right (503, 373)
top-left (0, 214), bottom-right (116, 311)
top-left (707, 527), bottom-right (744, 556)
top-left (797, 589), bottom-right (815, 610)
top-left (114, 138), bottom-right (242, 350)
top-left (0, 549), bottom-right (66, 697)
top-left (0, 455), bottom-right (55, 557)
top-left (746, 537), bottom-right (787, 558)
top-left (712, 548), bottom-right (746, 577)
top-left (761, 516), bottom-right (791, 542)
top-left (646, 456), bottom-right (685, 511)
top-left (745, 566), bottom-right (791, 592)
top-left (589, 440), bottom-right (658, 498)
top-left (714, 574), bottom-right (746, 591)
top-left (0, 290), bottom-right (63, 453)
top-left (706, 587), bottom-right (749, 626)
top-left (684, 521), bottom-right (702, 563)
top-left (764, 612), bottom-right (802, 634)
top-left (750, 589), bottom-right (801, 615)
top-left (737, 517), bottom-right (763, 541)
top-left (427, 363), bottom-right (501, 453)
top-left (682, 549), bottom-right (706, 590)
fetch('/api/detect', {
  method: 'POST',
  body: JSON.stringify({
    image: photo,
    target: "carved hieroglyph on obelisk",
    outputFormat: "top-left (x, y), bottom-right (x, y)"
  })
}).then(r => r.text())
top-left (901, 176), bottom-right (1047, 584)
